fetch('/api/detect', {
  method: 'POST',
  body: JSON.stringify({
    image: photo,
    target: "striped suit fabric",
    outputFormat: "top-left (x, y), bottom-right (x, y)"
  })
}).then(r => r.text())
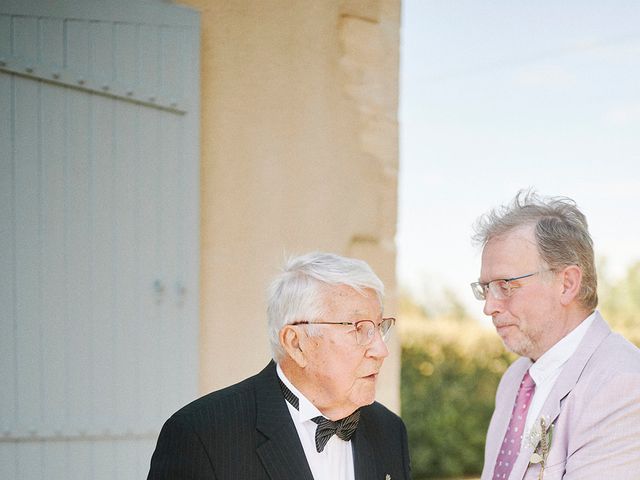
top-left (147, 361), bottom-right (412, 479)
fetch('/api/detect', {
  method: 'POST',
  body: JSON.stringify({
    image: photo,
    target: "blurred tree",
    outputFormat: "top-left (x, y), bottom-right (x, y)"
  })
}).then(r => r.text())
top-left (599, 260), bottom-right (640, 345)
top-left (399, 287), bottom-right (431, 319)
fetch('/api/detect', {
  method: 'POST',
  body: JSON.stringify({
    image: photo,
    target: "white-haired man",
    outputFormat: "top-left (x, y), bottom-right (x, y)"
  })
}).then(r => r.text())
top-left (148, 252), bottom-right (411, 480)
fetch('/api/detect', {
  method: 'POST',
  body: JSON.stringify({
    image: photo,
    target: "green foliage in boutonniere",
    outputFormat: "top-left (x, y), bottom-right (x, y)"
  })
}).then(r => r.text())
top-left (528, 416), bottom-right (554, 480)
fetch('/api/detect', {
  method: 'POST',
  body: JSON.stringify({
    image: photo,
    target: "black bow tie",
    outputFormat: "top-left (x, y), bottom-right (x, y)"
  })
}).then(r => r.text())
top-left (311, 411), bottom-right (360, 452)
top-left (279, 376), bottom-right (360, 453)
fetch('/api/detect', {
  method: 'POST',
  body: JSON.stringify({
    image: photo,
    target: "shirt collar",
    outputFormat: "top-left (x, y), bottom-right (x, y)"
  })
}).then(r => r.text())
top-left (529, 310), bottom-right (597, 385)
top-left (276, 363), bottom-right (324, 423)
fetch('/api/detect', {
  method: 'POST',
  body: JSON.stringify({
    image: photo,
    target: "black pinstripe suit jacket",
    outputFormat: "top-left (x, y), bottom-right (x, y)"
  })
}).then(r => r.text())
top-left (147, 361), bottom-right (411, 479)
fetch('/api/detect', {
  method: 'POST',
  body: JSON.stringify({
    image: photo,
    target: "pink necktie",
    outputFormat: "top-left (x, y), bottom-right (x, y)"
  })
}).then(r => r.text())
top-left (492, 369), bottom-right (536, 480)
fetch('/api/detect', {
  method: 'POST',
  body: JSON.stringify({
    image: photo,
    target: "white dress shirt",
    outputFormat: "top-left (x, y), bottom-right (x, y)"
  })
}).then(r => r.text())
top-left (522, 311), bottom-right (597, 446)
top-left (276, 364), bottom-right (355, 480)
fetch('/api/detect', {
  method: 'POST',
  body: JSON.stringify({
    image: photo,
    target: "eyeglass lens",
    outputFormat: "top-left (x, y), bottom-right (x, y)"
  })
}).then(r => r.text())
top-left (355, 319), bottom-right (393, 345)
top-left (472, 279), bottom-right (514, 301)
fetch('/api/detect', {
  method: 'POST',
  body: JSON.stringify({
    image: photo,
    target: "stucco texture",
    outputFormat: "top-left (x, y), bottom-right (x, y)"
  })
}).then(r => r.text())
top-left (178, 0), bottom-right (401, 411)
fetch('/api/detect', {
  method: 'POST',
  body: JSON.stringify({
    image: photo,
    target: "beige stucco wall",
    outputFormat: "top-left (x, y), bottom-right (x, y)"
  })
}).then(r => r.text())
top-left (178, 0), bottom-right (401, 412)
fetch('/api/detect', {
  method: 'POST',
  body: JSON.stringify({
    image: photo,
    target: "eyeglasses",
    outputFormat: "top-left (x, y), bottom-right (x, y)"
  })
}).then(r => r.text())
top-left (470, 270), bottom-right (550, 301)
top-left (291, 317), bottom-right (396, 346)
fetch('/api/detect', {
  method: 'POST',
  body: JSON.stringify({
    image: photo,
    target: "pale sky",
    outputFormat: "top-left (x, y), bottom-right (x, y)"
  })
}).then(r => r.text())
top-left (397, 1), bottom-right (640, 320)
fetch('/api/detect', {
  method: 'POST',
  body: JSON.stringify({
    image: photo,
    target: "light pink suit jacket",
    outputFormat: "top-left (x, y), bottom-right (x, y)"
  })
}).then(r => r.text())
top-left (481, 312), bottom-right (640, 480)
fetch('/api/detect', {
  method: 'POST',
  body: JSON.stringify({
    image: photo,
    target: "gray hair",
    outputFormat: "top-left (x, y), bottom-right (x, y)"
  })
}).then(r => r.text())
top-left (267, 251), bottom-right (384, 361)
top-left (472, 189), bottom-right (598, 311)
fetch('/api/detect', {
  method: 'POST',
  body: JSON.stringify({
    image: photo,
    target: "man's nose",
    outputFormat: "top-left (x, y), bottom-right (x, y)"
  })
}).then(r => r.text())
top-left (483, 289), bottom-right (504, 317)
top-left (366, 328), bottom-right (390, 358)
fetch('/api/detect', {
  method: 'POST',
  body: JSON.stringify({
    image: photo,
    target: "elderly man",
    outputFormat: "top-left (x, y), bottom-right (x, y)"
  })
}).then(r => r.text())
top-left (148, 252), bottom-right (411, 480)
top-left (472, 191), bottom-right (640, 480)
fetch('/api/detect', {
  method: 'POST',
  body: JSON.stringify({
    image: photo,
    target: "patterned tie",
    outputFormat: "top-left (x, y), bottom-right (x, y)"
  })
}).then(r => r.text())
top-left (279, 377), bottom-right (360, 453)
top-left (311, 411), bottom-right (360, 453)
top-left (492, 369), bottom-right (536, 480)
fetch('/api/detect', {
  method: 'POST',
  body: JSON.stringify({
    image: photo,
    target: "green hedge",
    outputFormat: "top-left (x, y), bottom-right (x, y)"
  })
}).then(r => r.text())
top-left (401, 322), bottom-right (513, 479)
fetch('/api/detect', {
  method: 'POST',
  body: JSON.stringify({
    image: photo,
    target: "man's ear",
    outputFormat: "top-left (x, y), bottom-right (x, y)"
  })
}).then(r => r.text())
top-left (559, 265), bottom-right (582, 306)
top-left (280, 325), bottom-right (307, 368)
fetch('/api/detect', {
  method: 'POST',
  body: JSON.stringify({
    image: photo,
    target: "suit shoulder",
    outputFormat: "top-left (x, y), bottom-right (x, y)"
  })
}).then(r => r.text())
top-left (166, 370), bottom-right (260, 429)
top-left (588, 331), bottom-right (640, 375)
top-left (362, 401), bottom-right (406, 429)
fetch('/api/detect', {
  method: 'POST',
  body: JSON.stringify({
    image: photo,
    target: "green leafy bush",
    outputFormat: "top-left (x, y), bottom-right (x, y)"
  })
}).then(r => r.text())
top-left (401, 319), bottom-right (513, 479)
top-left (600, 261), bottom-right (640, 345)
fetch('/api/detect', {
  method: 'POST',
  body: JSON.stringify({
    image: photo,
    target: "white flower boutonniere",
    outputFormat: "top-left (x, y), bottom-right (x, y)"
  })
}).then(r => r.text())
top-left (527, 416), bottom-right (554, 480)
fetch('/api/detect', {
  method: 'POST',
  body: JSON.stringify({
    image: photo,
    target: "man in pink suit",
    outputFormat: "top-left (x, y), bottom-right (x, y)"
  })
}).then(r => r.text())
top-left (471, 191), bottom-right (640, 480)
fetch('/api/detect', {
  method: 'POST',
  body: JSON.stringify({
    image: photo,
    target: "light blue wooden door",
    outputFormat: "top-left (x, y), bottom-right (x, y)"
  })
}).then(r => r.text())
top-left (0, 1), bottom-right (200, 478)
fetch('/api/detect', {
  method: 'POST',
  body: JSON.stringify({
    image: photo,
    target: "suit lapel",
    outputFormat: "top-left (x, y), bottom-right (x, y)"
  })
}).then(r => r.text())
top-left (351, 417), bottom-right (378, 480)
top-left (254, 362), bottom-right (315, 480)
top-left (510, 313), bottom-right (612, 480)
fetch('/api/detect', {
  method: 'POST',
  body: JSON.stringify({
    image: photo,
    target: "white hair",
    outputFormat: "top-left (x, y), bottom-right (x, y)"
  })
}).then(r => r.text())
top-left (267, 252), bottom-right (384, 361)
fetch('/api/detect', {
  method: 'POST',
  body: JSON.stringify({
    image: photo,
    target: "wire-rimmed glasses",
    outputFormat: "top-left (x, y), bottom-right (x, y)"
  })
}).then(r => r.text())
top-left (470, 270), bottom-right (550, 301)
top-left (291, 317), bottom-right (396, 346)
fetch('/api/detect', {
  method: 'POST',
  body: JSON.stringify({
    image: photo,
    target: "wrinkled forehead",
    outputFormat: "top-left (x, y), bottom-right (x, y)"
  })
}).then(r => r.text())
top-left (319, 284), bottom-right (383, 316)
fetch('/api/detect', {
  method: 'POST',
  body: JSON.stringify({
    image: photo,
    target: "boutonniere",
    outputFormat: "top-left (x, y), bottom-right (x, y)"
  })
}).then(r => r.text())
top-left (384, 475), bottom-right (391, 480)
top-left (527, 416), bottom-right (553, 480)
